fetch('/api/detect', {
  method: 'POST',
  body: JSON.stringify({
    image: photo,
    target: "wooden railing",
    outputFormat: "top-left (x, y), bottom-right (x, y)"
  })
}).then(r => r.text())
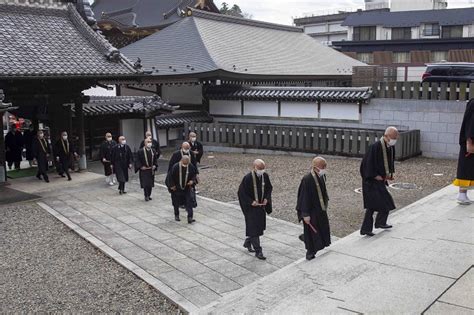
top-left (184, 122), bottom-right (421, 160)
top-left (372, 81), bottom-right (474, 101)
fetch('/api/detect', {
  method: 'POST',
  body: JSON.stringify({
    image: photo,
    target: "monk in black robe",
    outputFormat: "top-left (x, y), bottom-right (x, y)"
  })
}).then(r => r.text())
top-left (360, 127), bottom-right (399, 236)
top-left (32, 130), bottom-right (50, 183)
top-left (188, 132), bottom-right (204, 164)
top-left (100, 132), bottom-right (117, 186)
top-left (139, 131), bottom-right (161, 158)
top-left (238, 159), bottom-right (273, 260)
top-left (54, 131), bottom-right (78, 181)
top-left (166, 155), bottom-right (198, 223)
top-left (453, 99), bottom-right (474, 204)
top-left (296, 157), bottom-right (331, 260)
top-left (111, 136), bottom-right (133, 195)
top-left (136, 138), bottom-right (159, 201)
top-left (5, 125), bottom-right (23, 170)
top-left (23, 125), bottom-right (35, 166)
top-left (168, 142), bottom-right (198, 174)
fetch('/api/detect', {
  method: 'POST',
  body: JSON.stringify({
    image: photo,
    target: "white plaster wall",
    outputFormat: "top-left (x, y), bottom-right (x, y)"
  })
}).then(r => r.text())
top-left (280, 101), bottom-right (318, 118)
top-left (158, 129), bottom-right (167, 147)
top-left (210, 100), bottom-right (241, 116)
top-left (168, 128), bottom-right (181, 142)
top-left (244, 100), bottom-right (278, 117)
top-left (162, 85), bottom-right (202, 105)
top-left (304, 24), bottom-right (327, 34)
top-left (320, 102), bottom-right (359, 120)
top-left (120, 119), bottom-right (144, 152)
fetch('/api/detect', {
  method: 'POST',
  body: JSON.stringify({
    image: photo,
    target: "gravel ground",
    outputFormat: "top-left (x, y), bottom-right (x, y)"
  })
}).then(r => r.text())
top-left (161, 151), bottom-right (457, 238)
top-left (0, 203), bottom-right (180, 314)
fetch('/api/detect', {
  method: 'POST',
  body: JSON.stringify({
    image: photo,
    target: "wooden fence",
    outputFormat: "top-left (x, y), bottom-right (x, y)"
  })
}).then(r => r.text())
top-left (184, 123), bottom-right (421, 160)
top-left (372, 81), bottom-right (474, 101)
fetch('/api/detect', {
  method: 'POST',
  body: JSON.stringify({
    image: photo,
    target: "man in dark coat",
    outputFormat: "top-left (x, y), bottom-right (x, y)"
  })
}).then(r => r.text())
top-left (136, 138), bottom-right (159, 201)
top-left (454, 99), bottom-right (474, 204)
top-left (111, 136), bottom-right (133, 195)
top-left (23, 125), bottom-right (35, 167)
top-left (5, 125), bottom-right (23, 170)
top-left (100, 132), bottom-right (117, 186)
top-left (238, 159), bottom-right (273, 260)
top-left (32, 130), bottom-right (50, 183)
top-left (296, 157), bottom-right (331, 260)
top-left (139, 131), bottom-right (161, 158)
top-left (168, 142), bottom-right (198, 174)
top-left (187, 132), bottom-right (204, 164)
top-left (54, 131), bottom-right (78, 181)
top-left (360, 126), bottom-right (399, 237)
top-left (166, 155), bottom-right (198, 223)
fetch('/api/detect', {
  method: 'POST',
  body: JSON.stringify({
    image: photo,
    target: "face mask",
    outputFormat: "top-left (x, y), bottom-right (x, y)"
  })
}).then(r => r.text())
top-left (106, 137), bottom-right (112, 141)
top-left (388, 139), bottom-right (397, 146)
top-left (121, 140), bottom-right (126, 145)
top-left (62, 135), bottom-right (67, 140)
top-left (146, 143), bottom-right (152, 148)
top-left (318, 168), bottom-right (327, 176)
top-left (255, 169), bottom-right (265, 176)
top-left (183, 149), bottom-right (190, 154)
top-left (190, 137), bottom-right (196, 142)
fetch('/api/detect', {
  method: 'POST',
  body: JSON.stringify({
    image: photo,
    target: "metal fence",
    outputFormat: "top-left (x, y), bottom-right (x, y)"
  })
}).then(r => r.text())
top-left (372, 81), bottom-right (474, 101)
top-left (184, 122), bottom-right (421, 160)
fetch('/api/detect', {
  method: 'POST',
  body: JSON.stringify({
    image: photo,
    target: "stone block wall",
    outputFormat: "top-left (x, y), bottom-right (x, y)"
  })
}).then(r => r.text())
top-left (362, 99), bottom-right (467, 159)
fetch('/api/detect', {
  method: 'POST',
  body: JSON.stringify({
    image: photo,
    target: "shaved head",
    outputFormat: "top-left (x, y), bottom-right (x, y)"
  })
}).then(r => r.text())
top-left (118, 136), bottom-right (125, 142)
top-left (145, 131), bottom-right (152, 138)
top-left (181, 155), bottom-right (190, 166)
top-left (181, 142), bottom-right (190, 150)
top-left (312, 156), bottom-right (327, 169)
top-left (385, 126), bottom-right (399, 138)
top-left (61, 131), bottom-right (68, 137)
top-left (105, 132), bottom-right (112, 138)
top-left (189, 132), bottom-right (196, 137)
top-left (253, 159), bottom-right (265, 170)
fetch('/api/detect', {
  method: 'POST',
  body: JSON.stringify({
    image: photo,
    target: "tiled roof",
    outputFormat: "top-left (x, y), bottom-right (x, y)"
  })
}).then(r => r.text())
top-left (121, 8), bottom-right (365, 80)
top-left (0, 1), bottom-right (139, 79)
top-left (71, 95), bottom-right (176, 117)
top-left (92, 0), bottom-right (219, 31)
top-left (155, 111), bottom-right (213, 128)
top-left (342, 7), bottom-right (474, 27)
top-left (206, 86), bottom-right (373, 102)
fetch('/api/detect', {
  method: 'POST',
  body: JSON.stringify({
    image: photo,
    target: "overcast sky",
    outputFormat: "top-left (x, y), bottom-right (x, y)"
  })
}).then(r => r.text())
top-left (214, 0), bottom-right (473, 25)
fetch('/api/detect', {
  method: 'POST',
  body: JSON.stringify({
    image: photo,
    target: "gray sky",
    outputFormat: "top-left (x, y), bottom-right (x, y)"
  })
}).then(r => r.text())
top-left (214, 0), bottom-right (473, 25)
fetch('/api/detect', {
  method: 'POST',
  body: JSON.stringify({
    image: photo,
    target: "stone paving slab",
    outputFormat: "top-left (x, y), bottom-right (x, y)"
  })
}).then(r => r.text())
top-left (18, 172), bottom-right (306, 313)
top-left (204, 185), bottom-right (474, 314)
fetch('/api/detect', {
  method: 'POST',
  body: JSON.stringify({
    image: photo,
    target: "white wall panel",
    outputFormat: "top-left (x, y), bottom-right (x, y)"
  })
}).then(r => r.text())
top-left (280, 101), bottom-right (318, 118)
top-left (244, 101), bottom-right (278, 117)
top-left (320, 102), bottom-right (359, 120)
top-left (209, 100), bottom-right (241, 115)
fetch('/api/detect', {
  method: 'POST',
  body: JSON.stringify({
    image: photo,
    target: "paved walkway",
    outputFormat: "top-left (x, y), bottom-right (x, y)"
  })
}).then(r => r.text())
top-left (8, 172), bottom-right (305, 313)
top-left (204, 185), bottom-right (474, 314)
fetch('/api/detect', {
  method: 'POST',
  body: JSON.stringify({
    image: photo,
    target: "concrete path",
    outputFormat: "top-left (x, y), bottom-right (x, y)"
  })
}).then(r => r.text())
top-left (204, 185), bottom-right (474, 314)
top-left (8, 172), bottom-right (305, 313)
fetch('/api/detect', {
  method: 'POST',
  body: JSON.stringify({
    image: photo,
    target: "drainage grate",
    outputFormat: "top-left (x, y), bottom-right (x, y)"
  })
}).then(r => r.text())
top-left (389, 182), bottom-right (419, 190)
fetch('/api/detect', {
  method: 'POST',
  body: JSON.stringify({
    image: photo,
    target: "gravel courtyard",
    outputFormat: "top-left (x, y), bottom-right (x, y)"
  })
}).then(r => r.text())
top-left (0, 203), bottom-right (179, 314)
top-left (173, 152), bottom-right (457, 238)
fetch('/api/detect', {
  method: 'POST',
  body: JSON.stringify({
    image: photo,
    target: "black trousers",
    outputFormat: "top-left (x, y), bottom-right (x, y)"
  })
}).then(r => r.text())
top-left (174, 204), bottom-right (193, 218)
top-left (361, 209), bottom-right (389, 233)
top-left (36, 168), bottom-right (49, 180)
top-left (244, 236), bottom-right (262, 252)
top-left (144, 187), bottom-right (152, 198)
top-left (118, 182), bottom-right (125, 191)
top-left (58, 163), bottom-right (71, 179)
top-left (8, 160), bottom-right (21, 169)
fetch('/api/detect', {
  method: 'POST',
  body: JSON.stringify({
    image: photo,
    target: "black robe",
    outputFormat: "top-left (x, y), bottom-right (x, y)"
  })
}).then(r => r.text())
top-left (168, 150), bottom-right (198, 174)
top-left (360, 140), bottom-right (396, 212)
top-left (166, 163), bottom-right (198, 208)
top-left (99, 140), bottom-right (117, 176)
top-left (54, 139), bottom-right (76, 172)
top-left (135, 148), bottom-right (159, 189)
top-left (188, 140), bottom-right (204, 163)
top-left (457, 100), bottom-right (474, 180)
top-left (111, 144), bottom-right (133, 183)
top-left (296, 173), bottom-right (331, 252)
top-left (139, 139), bottom-right (161, 159)
top-left (32, 138), bottom-right (50, 173)
top-left (238, 172), bottom-right (273, 237)
top-left (5, 131), bottom-right (23, 163)
top-left (23, 129), bottom-right (35, 161)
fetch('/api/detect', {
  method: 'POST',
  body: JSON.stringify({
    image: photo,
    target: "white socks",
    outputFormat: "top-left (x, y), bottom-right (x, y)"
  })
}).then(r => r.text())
top-left (457, 192), bottom-right (472, 204)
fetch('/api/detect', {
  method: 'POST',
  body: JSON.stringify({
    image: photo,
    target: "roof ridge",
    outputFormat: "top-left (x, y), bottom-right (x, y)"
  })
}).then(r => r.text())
top-left (66, 3), bottom-right (138, 73)
top-left (188, 8), bottom-right (303, 33)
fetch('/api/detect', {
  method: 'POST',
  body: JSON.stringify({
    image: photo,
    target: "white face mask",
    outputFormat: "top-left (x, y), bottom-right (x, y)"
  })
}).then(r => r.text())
top-left (388, 139), bottom-right (397, 146)
top-left (121, 140), bottom-right (126, 145)
top-left (190, 137), bottom-right (197, 142)
top-left (255, 169), bottom-right (265, 176)
top-left (106, 137), bottom-right (112, 141)
top-left (318, 169), bottom-right (327, 176)
top-left (146, 143), bottom-right (152, 148)
top-left (62, 135), bottom-right (67, 140)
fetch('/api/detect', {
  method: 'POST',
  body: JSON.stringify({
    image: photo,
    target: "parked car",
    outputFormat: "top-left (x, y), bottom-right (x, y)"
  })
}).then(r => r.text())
top-left (422, 63), bottom-right (474, 83)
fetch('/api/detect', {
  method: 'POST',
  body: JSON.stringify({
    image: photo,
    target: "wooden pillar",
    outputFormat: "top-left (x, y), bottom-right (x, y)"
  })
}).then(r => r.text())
top-left (75, 98), bottom-right (87, 170)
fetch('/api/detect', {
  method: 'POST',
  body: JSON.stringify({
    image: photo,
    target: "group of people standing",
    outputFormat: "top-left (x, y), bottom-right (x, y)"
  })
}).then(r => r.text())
top-left (5, 125), bottom-right (78, 182)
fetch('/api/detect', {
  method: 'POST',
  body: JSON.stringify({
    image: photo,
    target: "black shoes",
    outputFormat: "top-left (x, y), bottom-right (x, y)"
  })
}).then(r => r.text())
top-left (375, 224), bottom-right (393, 229)
top-left (67, 177), bottom-right (72, 181)
top-left (148, 197), bottom-right (152, 200)
top-left (145, 196), bottom-right (150, 202)
top-left (298, 234), bottom-right (305, 242)
top-left (306, 252), bottom-right (316, 260)
top-left (243, 240), bottom-right (255, 253)
top-left (175, 215), bottom-right (181, 222)
top-left (44, 177), bottom-right (49, 183)
top-left (60, 174), bottom-right (66, 178)
top-left (36, 175), bottom-right (42, 180)
top-left (119, 190), bottom-right (126, 195)
top-left (188, 218), bottom-right (196, 224)
top-left (360, 231), bottom-right (375, 236)
top-left (255, 251), bottom-right (266, 260)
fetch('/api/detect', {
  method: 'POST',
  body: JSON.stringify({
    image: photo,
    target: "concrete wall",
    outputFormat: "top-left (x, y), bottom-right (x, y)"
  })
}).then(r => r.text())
top-left (362, 99), bottom-right (466, 159)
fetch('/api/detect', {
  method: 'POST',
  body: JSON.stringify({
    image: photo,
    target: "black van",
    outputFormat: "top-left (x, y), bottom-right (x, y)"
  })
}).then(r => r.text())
top-left (422, 63), bottom-right (474, 83)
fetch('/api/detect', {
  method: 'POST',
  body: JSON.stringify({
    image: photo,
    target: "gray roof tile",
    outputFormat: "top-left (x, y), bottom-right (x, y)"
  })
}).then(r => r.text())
top-left (0, 2), bottom-right (138, 79)
top-left (155, 111), bottom-right (213, 128)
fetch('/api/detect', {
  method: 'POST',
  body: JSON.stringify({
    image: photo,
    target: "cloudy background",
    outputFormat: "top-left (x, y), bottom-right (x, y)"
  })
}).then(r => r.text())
top-left (214, 0), bottom-right (473, 24)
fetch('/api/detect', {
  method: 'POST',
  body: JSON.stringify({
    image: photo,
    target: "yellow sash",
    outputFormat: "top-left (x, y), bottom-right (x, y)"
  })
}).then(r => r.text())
top-left (310, 170), bottom-right (327, 211)
top-left (251, 171), bottom-right (265, 203)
